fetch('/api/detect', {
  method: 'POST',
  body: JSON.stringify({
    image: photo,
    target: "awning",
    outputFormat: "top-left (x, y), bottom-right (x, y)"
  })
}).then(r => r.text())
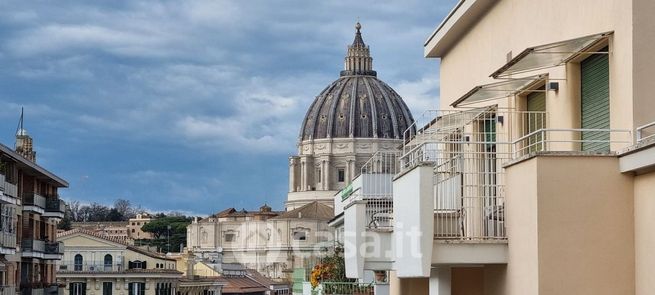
top-left (490, 32), bottom-right (612, 78)
top-left (419, 105), bottom-right (496, 136)
top-left (451, 75), bottom-right (547, 107)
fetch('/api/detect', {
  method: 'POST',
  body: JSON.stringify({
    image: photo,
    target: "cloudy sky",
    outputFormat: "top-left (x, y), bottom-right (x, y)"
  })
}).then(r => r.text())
top-left (0, 0), bottom-right (456, 215)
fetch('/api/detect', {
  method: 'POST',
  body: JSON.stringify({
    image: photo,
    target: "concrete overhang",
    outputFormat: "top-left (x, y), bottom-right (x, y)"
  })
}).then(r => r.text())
top-left (0, 142), bottom-right (68, 187)
top-left (424, 0), bottom-right (497, 58)
top-left (432, 241), bottom-right (508, 265)
top-left (619, 141), bottom-right (655, 174)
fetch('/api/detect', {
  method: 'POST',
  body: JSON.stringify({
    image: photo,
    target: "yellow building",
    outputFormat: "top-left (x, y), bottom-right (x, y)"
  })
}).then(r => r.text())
top-left (337, 0), bottom-right (655, 294)
top-left (57, 229), bottom-right (223, 295)
top-left (127, 214), bottom-right (154, 240)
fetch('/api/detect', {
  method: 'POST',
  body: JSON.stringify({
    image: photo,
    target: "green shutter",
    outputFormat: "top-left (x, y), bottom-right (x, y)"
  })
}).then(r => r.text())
top-left (526, 91), bottom-right (546, 152)
top-left (581, 49), bottom-right (610, 151)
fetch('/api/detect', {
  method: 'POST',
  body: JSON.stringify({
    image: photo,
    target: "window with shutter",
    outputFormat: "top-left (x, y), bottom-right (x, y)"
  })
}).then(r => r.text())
top-left (526, 89), bottom-right (546, 152)
top-left (581, 47), bottom-right (610, 151)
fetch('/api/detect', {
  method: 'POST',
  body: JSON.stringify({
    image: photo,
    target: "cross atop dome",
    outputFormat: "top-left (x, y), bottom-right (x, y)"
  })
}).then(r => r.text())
top-left (341, 22), bottom-right (376, 77)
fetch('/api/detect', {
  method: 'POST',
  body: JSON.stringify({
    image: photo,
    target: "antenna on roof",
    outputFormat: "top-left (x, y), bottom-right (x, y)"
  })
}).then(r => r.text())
top-left (16, 107), bottom-right (25, 136)
top-left (15, 107), bottom-right (36, 162)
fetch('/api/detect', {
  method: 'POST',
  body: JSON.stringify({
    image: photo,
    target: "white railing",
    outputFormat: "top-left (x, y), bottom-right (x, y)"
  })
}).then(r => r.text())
top-left (401, 108), bottom-right (547, 172)
top-left (512, 128), bottom-right (633, 158)
top-left (59, 262), bottom-right (124, 272)
top-left (364, 197), bottom-right (394, 230)
top-left (361, 151), bottom-right (401, 176)
top-left (401, 108), bottom-right (548, 241)
top-left (636, 121), bottom-right (655, 144)
top-left (345, 151), bottom-right (400, 231)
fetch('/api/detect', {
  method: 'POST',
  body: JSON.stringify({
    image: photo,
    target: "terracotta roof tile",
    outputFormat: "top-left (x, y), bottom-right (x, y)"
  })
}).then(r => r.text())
top-left (273, 201), bottom-right (334, 220)
top-left (57, 228), bottom-right (174, 261)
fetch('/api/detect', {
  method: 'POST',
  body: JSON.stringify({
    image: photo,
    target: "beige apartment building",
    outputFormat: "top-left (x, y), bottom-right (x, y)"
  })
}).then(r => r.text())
top-left (57, 229), bottom-right (224, 295)
top-left (71, 214), bottom-right (154, 244)
top-left (337, 0), bottom-right (655, 295)
top-left (0, 117), bottom-right (66, 295)
top-left (126, 214), bottom-right (154, 240)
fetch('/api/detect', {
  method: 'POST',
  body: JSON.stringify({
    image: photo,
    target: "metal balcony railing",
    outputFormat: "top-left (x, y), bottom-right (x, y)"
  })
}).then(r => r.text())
top-left (0, 174), bottom-right (18, 199)
top-left (348, 151), bottom-right (399, 231)
top-left (0, 231), bottom-right (17, 249)
top-left (21, 239), bottom-right (46, 252)
top-left (320, 282), bottom-right (374, 295)
top-left (636, 121), bottom-right (655, 144)
top-left (0, 286), bottom-right (16, 295)
top-left (512, 128), bottom-right (633, 158)
top-left (401, 108), bottom-right (545, 241)
top-left (400, 107), bottom-right (648, 241)
top-left (45, 198), bottom-right (65, 213)
top-left (22, 193), bottom-right (46, 209)
top-left (45, 241), bottom-right (64, 254)
top-left (58, 262), bottom-right (124, 272)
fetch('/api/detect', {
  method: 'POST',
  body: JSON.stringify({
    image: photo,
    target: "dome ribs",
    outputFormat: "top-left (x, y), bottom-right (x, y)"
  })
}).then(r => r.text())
top-left (355, 78), bottom-right (373, 137)
top-left (327, 77), bottom-right (352, 138)
top-left (305, 80), bottom-right (340, 140)
top-left (361, 77), bottom-right (379, 138)
top-left (370, 78), bottom-right (399, 139)
top-left (348, 76), bottom-right (359, 137)
top-left (297, 23), bottom-right (415, 142)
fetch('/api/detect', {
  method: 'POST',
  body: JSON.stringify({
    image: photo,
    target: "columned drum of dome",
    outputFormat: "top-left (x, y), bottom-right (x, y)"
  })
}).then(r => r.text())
top-left (286, 23), bottom-right (415, 210)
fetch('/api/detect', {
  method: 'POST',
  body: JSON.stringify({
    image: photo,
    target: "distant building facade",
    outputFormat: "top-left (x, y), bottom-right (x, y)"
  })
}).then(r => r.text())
top-left (1, 115), bottom-right (67, 295)
top-left (186, 202), bottom-right (333, 279)
top-left (127, 214), bottom-right (154, 240)
top-left (71, 213), bottom-right (154, 244)
top-left (57, 229), bottom-right (224, 295)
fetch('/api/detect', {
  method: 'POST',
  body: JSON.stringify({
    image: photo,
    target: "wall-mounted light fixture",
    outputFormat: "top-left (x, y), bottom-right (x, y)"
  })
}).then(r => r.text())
top-left (548, 82), bottom-right (559, 91)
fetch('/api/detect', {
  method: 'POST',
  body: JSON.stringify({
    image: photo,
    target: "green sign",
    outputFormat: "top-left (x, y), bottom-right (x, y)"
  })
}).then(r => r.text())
top-left (340, 184), bottom-right (354, 201)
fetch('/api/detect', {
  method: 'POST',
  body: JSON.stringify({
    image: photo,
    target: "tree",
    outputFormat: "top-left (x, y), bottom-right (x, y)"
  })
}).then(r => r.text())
top-left (107, 208), bottom-right (125, 221)
top-left (87, 203), bottom-right (110, 222)
top-left (68, 200), bottom-right (81, 221)
top-left (140, 216), bottom-right (192, 252)
top-left (113, 199), bottom-right (132, 220)
top-left (58, 202), bottom-right (73, 230)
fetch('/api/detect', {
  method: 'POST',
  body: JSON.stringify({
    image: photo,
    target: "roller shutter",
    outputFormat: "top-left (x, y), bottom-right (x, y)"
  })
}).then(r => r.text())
top-left (581, 49), bottom-right (610, 151)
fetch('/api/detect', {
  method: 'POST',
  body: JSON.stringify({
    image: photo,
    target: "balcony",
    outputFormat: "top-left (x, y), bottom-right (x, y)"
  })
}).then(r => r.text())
top-left (512, 128), bottom-right (633, 160)
top-left (0, 174), bottom-right (18, 204)
top-left (0, 285), bottom-right (16, 295)
top-left (0, 231), bottom-right (17, 254)
top-left (43, 198), bottom-right (65, 219)
top-left (58, 262), bottom-right (124, 272)
top-left (22, 193), bottom-right (46, 214)
top-left (21, 239), bottom-right (45, 258)
top-left (44, 241), bottom-right (64, 260)
top-left (343, 152), bottom-right (397, 279)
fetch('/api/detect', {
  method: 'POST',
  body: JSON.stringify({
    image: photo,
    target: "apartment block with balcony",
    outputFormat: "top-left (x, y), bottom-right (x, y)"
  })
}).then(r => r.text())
top-left (1, 120), bottom-right (68, 295)
top-left (338, 0), bottom-right (655, 294)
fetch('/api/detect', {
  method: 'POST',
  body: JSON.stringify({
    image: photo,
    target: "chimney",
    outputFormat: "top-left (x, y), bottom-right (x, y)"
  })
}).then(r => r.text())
top-left (15, 107), bottom-right (36, 162)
